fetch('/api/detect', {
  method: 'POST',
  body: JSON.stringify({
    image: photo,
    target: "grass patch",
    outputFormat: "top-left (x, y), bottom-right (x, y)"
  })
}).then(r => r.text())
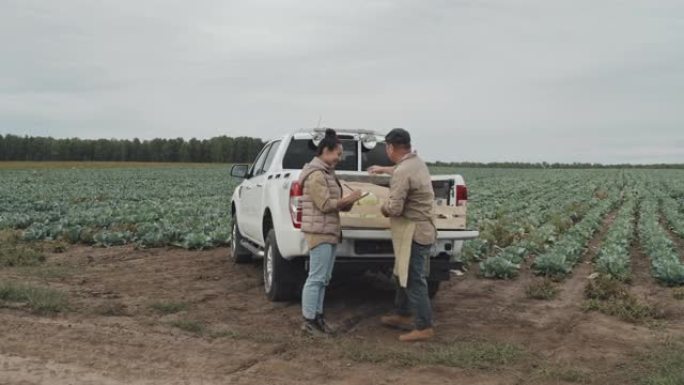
top-left (525, 279), bottom-right (559, 300)
top-left (343, 338), bottom-right (524, 369)
top-left (633, 339), bottom-right (684, 385)
top-left (584, 275), bottom-right (629, 300)
top-left (209, 329), bottom-right (242, 339)
top-left (150, 301), bottom-right (188, 314)
top-left (583, 276), bottom-right (658, 323)
top-left (0, 281), bottom-right (68, 314)
top-left (673, 288), bottom-right (684, 301)
top-left (533, 365), bottom-right (592, 383)
top-left (0, 233), bottom-right (45, 267)
top-left (95, 301), bottom-right (128, 316)
top-left (19, 263), bottom-right (76, 279)
top-left (582, 297), bottom-right (657, 323)
top-left (205, 328), bottom-right (286, 344)
top-left (169, 320), bottom-right (205, 335)
top-left (47, 241), bottom-right (68, 253)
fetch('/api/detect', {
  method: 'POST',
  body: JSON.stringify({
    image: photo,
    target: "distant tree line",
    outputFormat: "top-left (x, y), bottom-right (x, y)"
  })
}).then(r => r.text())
top-left (429, 161), bottom-right (684, 169)
top-left (0, 134), bottom-right (265, 163)
top-left (1, 134), bottom-right (681, 168)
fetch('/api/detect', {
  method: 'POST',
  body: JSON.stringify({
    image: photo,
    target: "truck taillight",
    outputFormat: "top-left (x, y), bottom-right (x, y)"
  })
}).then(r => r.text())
top-left (290, 181), bottom-right (303, 229)
top-left (455, 184), bottom-right (468, 206)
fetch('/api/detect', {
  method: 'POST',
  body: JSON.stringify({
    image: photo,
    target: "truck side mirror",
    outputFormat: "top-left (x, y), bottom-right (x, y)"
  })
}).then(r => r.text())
top-left (231, 164), bottom-right (249, 179)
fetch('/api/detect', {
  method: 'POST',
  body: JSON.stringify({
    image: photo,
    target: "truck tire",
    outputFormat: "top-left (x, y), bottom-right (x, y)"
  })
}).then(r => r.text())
top-left (428, 280), bottom-right (441, 299)
top-left (230, 218), bottom-right (252, 263)
top-left (263, 229), bottom-right (298, 302)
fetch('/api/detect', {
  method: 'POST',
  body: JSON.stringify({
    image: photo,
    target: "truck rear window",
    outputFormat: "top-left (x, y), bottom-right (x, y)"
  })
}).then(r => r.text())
top-left (361, 142), bottom-right (394, 170)
top-left (282, 139), bottom-right (393, 171)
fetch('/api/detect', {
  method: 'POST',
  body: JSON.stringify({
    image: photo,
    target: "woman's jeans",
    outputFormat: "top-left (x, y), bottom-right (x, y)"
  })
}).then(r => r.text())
top-left (301, 243), bottom-right (337, 320)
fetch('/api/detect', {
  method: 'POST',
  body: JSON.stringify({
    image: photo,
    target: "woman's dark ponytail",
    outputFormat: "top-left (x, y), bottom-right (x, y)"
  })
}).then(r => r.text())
top-left (316, 128), bottom-right (341, 156)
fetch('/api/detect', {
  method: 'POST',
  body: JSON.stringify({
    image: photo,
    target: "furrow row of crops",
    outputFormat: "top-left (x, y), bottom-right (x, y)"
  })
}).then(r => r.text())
top-left (466, 178), bottom-right (578, 227)
top-left (660, 193), bottom-right (684, 238)
top-left (531, 191), bottom-right (620, 277)
top-left (638, 194), bottom-right (684, 286)
top-left (465, 179), bottom-right (587, 255)
top-left (593, 191), bottom-right (636, 281)
top-left (477, 199), bottom-right (589, 279)
top-left (476, 181), bottom-right (616, 279)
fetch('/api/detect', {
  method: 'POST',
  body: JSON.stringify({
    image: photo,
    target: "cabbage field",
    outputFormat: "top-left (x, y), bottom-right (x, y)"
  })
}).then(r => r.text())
top-left (1, 165), bottom-right (683, 285)
top-left (454, 168), bottom-right (684, 286)
top-left (0, 166), bottom-right (236, 249)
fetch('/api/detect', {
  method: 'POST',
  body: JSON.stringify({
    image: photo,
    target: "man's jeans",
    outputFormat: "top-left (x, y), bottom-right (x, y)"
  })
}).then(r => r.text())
top-left (395, 242), bottom-right (433, 330)
top-left (301, 243), bottom-right (337, 320)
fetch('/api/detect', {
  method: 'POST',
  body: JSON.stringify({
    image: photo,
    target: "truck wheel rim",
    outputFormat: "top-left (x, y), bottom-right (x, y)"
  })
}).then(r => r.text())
top-left (264, 245), bottom-right (274, 292)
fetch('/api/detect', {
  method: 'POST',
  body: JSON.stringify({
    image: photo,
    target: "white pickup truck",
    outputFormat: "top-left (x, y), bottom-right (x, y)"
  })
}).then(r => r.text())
top-left (229, 128), bottom-right (479, 301)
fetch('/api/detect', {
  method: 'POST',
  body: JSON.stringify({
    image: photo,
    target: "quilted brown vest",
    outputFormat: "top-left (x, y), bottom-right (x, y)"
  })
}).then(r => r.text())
top-left (298, 157), bottom-right (342, 237)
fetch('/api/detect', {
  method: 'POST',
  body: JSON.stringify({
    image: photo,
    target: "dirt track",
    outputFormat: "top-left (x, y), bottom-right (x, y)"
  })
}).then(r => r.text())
top-left (1, 238), bottom-right (684, 385)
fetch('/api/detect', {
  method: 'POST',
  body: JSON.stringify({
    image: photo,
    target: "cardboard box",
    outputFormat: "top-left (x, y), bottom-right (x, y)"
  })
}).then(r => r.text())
top-left (340, 181), bottom-right (390, 229)
top-left (434, 203), bottom-right (467, 230)
top-left (340, 181), bottom-right (466, 230)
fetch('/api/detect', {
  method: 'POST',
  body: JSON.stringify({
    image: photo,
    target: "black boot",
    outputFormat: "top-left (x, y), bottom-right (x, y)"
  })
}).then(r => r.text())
top-left (316, 313), bottom-right (336, 335)
top-left (301, 317), bottom-right (326, 337)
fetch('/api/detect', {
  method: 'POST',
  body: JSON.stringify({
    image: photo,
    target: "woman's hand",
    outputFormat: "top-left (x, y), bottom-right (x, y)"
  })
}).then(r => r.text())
top-left (344, 190), bottom-right (363, 204)
top-left (338, 190), bottom-right (363, 210)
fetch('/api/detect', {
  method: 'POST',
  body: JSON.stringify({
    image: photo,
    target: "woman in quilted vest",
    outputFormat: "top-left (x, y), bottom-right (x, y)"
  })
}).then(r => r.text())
top-left (298, 129), bottom-right (363, 336)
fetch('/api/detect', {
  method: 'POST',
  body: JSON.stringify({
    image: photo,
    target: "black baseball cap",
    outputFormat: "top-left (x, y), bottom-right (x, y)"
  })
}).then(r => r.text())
top-left (385, 128), bottom-right (411, 146)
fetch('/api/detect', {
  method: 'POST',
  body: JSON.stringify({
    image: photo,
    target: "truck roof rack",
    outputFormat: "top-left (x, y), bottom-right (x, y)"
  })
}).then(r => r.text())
top-left (295, 128), bottom-right (383, 136)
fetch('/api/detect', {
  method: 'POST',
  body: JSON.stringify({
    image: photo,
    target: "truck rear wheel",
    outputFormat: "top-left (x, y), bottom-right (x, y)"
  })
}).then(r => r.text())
top-left (230, 218), bottom-right (252, 263)
top-left (264, 229), bottom-right (299, 302)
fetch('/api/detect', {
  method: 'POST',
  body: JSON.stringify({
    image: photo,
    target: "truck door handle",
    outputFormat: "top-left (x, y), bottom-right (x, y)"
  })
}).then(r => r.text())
top-left (244, 185), bottom-right (253, 190)
top-left (256, 183), bottom-right (264, 187)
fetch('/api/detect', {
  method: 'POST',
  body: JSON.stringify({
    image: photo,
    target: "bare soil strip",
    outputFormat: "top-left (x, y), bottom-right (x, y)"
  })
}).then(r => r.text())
top-left (557, 207), bottom-right (621, 305)
top-left (1, 242), bottom-right (684, 385)
top-left (630, 209), bottom-right (684, 319)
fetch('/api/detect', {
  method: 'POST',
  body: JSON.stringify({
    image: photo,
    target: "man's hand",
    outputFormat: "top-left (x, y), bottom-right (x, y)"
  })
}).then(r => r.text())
top-left (367, 165), bottom-right (394, 175)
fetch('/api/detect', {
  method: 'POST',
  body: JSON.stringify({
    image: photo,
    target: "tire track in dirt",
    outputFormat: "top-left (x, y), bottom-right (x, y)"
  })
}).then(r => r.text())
top-left (487, 198), bottom-right (624, 309)
top-left (535, 206), bottom-right (623, 354)
top-left (629, 202), bottom-right (683, 320)
top-left (616, 198), bottom-right (684, 320)
top-left (510, 206), bottom-right (621, 342)
top-left (498, 203), bottom-right (621, 316)
top-left (555, 206), bottom-right (621, 307)
top-left (630, 201), bottom-right (662, 296)
top-left (629, 243), bottom-right (656, 291)
top-left (519, 204), bottom-right (672, 365)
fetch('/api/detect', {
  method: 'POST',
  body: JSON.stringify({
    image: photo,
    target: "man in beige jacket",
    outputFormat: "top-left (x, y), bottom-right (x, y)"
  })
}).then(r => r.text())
top-left (369, 128), bottom-right (437, 342)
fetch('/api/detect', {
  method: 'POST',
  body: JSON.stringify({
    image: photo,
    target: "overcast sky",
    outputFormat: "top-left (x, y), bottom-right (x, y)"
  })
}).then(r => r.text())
top-left (1, 0), bottom-right (683, 163)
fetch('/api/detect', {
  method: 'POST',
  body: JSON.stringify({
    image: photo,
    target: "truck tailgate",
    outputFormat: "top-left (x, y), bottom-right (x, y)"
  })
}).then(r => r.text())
top-left (342, 229), bottom-right (479, 241)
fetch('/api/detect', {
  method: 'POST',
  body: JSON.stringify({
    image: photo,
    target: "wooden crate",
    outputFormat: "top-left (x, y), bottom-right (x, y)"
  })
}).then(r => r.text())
top-left (339, 181), bottom-right (466, 230)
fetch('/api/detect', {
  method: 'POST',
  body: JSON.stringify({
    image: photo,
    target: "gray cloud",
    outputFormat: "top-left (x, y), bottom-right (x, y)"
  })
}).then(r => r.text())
top-left (1, 0), bottom-right (682, 163)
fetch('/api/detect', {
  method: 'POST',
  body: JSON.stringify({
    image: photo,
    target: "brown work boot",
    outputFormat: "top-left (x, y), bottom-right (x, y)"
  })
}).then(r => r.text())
top-left (380, 314), bottom-right (413, 330)
top-left (399, 328), bottom-right (434, 342)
